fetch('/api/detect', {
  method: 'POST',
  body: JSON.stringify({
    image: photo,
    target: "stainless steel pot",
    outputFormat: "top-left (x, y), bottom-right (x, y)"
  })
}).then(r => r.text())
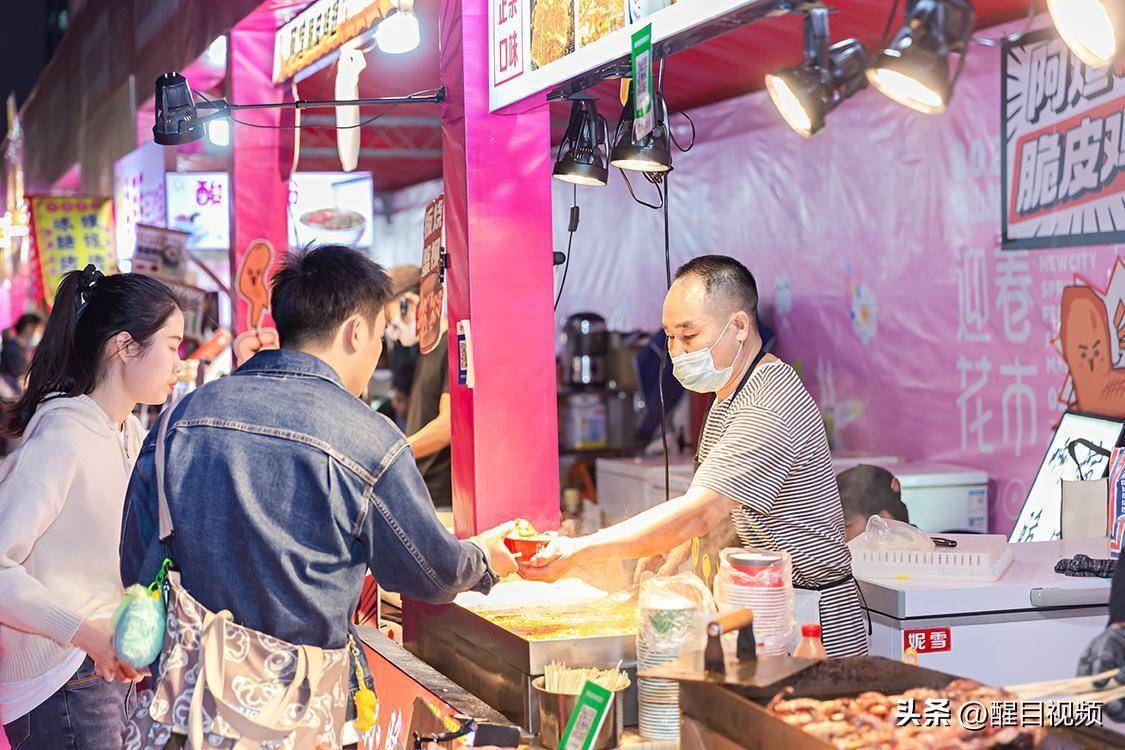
top-left (532, 676), bottom-right (627, 750)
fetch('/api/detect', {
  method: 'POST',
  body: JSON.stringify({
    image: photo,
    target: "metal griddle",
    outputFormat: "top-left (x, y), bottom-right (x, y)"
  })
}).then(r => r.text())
top-left (402, 597), bottom-right (639, 733)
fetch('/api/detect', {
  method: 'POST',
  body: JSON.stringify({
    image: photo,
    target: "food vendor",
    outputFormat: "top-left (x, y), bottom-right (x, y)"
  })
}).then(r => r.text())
top-left (837, 464), bottom-right (910, 542)
top-left (1078, 555), bottom-right (1125, 721)
top-left (522, 255), bottom-right (868, 657)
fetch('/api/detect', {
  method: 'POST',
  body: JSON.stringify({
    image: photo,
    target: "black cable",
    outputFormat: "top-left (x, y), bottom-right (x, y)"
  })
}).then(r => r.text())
top-left (554, 185), bottom-right (579, 311)
top-left (670, 109), bottom-right (696, 153)
top-left (879, 0), bottom-right (902, 49)
top-left (660, 172), bottom-right (672, 503)
top-left (971, 6), bottom-right (1036, 47)
top-left (620, 168), bottom-right (664, 210)
top-left (231, 104), bottom-right (400, 130)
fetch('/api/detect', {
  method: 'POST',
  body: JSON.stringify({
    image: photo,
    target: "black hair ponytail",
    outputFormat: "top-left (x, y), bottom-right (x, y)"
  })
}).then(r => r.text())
top-left (4, 265), bottom-right (181, 437)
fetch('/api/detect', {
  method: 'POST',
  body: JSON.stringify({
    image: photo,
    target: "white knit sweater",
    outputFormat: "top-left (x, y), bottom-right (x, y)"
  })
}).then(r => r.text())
top-left (0, 395), bottom-right (142, 681)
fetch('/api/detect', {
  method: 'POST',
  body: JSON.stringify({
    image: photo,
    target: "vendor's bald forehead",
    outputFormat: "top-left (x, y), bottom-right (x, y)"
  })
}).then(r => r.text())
top-left (663, 273), bottom-right (741, 326)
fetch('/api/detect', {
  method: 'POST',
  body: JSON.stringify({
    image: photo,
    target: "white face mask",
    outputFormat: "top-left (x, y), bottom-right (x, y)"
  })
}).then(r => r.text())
top-left (671, 317), bottom-right (743, 393)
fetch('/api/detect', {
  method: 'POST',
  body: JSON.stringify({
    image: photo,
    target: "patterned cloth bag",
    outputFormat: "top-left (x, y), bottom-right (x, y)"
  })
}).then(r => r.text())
top-left (125, 404), bottom-right (349, 750)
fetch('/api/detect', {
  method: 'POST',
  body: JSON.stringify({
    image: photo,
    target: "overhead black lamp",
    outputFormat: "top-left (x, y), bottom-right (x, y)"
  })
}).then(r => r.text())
top-left (765, 8), bottom-right (869, 138)
top-left (1047, 0), bottom-right (1125, 68)
top-left (553, 95), bottom-right (609, 186)
top-left (866, 0), bottom-right (975, 115)
top-left (152, 72), bottom-right (447, 147)
top-left (153, 73), bottom-right (205, 145)
top-left (609, 80), bottom-right (672, 173)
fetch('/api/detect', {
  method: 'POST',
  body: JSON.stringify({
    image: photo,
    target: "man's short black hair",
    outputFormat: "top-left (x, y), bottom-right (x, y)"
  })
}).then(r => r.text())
top-left (837, 464), bottom-right (910, 524)
top-left (14, 313), bottom-right (43, 335)
top-left (271, 245), bottom-right (393, 348)
top-left (674, 255), bottom-right (758, 318)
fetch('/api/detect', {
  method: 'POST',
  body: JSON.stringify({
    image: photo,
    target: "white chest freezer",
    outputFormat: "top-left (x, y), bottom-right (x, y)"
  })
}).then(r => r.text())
top-left (858, 538), bottom-right (1111, 688)
top-left (595, 457), bottom-right (694, 526)
top-left (894, 462), bottom-right (989, 533)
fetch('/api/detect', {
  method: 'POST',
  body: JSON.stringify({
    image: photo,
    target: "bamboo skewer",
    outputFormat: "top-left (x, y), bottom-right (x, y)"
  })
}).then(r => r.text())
top-left (1049, 684), bottom-right (1125, 706)
top-left (1005, 669), bottom-right (1119, 699)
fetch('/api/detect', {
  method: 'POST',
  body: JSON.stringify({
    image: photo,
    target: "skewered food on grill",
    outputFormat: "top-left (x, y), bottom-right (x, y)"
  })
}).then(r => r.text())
top-left (768, 679), bottom-right (1046, 749)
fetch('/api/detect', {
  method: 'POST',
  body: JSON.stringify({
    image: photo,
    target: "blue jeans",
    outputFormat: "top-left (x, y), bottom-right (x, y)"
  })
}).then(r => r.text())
top-left (2, 657), bottom-right (134, 750)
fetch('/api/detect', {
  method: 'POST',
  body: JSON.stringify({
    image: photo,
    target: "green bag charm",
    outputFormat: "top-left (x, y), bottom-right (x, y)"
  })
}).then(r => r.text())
top-left (112, 558), bottom-right (171, 669)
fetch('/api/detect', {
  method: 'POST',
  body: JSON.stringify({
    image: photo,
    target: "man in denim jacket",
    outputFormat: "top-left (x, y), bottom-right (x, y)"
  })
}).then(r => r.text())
top-left (119, 245), bottom-right (516, 662)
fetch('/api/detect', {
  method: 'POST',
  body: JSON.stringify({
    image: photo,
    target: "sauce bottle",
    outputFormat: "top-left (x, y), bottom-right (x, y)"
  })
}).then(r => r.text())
top-left (794, 623), bottom-right (827, 660)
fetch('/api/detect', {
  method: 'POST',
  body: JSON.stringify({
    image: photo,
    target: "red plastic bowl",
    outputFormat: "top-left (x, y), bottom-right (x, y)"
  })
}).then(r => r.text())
top-left (504, 535), bottom-right (550, 560)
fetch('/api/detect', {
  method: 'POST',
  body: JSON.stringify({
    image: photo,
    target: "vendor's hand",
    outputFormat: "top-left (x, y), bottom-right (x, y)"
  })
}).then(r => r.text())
top-left (471, 521), bottom-right (519, 579)
top-left (634, 539), bottom-right (693, 584)
top-left (71, 616), bottom-right (143, 683)
top-left (518, 537), bottom-right (587, 582)
top-left (1078, 623), bottom-right (1125, 722)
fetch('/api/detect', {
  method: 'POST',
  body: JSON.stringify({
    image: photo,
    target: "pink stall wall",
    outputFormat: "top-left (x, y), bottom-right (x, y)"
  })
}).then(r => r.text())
top-left (549, 19), bottom-right (1122, 535)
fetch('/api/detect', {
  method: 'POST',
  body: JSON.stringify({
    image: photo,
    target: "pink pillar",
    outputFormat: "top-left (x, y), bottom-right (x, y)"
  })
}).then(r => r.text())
top-left (229, 22), bottom-right (291, 334)
top-left (440, 0), bottom-right (560, 535)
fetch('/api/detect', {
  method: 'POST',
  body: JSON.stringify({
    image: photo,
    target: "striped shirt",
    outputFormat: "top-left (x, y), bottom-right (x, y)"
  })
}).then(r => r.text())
top-left (692, 359), bottom-right (868, 658)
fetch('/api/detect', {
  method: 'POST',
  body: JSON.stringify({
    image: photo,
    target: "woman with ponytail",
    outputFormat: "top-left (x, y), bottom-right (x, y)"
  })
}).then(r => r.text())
top-left (0, 266), bottom-right (183, 749)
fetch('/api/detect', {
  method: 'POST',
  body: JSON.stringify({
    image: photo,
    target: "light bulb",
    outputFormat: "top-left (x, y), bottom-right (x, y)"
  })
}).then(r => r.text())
top-left (207, 118), bottom-right (231, 147)
top-left (376, 12), bottom-right (420, 54)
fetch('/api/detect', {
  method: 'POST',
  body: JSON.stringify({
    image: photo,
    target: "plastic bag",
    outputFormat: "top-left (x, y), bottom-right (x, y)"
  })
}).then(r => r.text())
top-left (638, 573), bottom-right (716, 655)
top-left (850, 515), bottom-right (935, 552)
top-left (112, 583), bottom-right (166, 669)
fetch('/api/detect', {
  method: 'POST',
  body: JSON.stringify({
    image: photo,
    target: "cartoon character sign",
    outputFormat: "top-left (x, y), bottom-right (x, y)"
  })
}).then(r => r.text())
top-left (233, 239), bottom-right (280, 364)
top-left (1057, 258), bottom-right (1125, 417)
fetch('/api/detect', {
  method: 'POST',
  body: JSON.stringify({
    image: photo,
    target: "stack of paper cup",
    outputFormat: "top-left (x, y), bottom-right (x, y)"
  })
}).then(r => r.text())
top-left (713, 548), bottom-right (794, 657)
top-left (636, 585), bottom-right (697, 740)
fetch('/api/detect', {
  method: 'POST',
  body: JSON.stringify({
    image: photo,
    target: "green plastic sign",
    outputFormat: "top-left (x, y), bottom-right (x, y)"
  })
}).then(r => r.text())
top-left (558, 680), bottom-right (614, 750)
top-left (630, 23), bottom-right (654, 141)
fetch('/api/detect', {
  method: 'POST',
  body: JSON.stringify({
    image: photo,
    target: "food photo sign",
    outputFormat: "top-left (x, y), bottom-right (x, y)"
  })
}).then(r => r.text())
top-left (488, 0), bottom-right (774, 110)
top-left (288, 172), bottom-right (375, 250)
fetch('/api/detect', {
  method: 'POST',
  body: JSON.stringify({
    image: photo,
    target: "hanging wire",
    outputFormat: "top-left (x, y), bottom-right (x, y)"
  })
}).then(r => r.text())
top-left (554, 184), bottom-right (579, 311)
top-left (879, 0), bottom-right (902, 49)
top-left (670, 109), bottom-right (696, 153)
top-left (971, 6), bottom-right (1037, 47)
top-left (620, 168), bottom-right (665, 210)
top-left (196, 87), bottom-right (442, 131)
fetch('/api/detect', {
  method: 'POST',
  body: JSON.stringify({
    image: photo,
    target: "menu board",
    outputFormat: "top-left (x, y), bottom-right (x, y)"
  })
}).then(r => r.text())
top-left (418, 195), bottom-right (444, 356)
top-left (27, 196), bottom-right (117, 307)
top-left (489, 0), bottom-right (764, 111)
top-left (165, 172), bottom-right (231, 250)
top-left (1009, 411), bottom-right (1125, 543)
top-left (288, 173), bottom-right (374, 250)
top-left (1001, 27), bottom-right (1125, 249)
top-left (133, 224), bottom-right (190, 281)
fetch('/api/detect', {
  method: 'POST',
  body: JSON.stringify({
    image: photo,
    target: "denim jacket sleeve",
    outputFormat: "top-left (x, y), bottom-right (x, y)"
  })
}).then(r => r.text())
top-left (361, 447), bottom-right (495, 603)
top-left (119, 439), bottom-right (163, 589)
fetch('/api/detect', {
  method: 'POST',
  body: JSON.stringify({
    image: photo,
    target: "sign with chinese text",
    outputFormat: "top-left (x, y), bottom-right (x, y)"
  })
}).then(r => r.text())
top-left (27, 196), bottom-right (116, 308)
top-left (273, 0), bottom-right (386, 83)
top-left (162, 278), bottom-right (215, 341)
top-left (165, 172), bottom-right (230, 251)
top-left (1001, 28), bottom-right (1125, 250)
top-left (113, 141), bottom-right (166, 263)
top-left (493, 0), bottom-right (525, 86)
top-left (418, 195), bottom-right (445, 356)
top-left (488, 0), bottom-right (766, 111)
top-left (133, 224), bottom-right (189, 281)
top-left (903, 627), bottom-right (952, 655)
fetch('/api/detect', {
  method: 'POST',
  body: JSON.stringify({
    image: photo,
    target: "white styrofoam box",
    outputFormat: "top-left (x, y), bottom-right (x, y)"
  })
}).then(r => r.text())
top-left (850, 534), bottom-right (1013, 581)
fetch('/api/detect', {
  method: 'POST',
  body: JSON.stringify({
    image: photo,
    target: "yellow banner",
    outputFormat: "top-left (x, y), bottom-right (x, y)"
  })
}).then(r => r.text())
top-left (28, 196), bottom-right (117, 308)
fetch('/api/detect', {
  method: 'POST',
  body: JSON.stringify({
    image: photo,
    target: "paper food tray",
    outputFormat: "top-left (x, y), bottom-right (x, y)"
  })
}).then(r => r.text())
top-left (849, 534), bottom-right (1014, 581)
